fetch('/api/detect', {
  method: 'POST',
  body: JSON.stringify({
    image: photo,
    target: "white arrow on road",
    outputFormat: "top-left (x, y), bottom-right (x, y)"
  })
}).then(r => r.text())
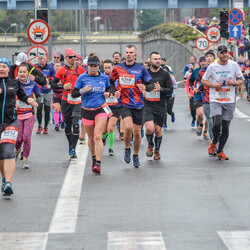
top-left (233, 26), bottom-right (239, 37)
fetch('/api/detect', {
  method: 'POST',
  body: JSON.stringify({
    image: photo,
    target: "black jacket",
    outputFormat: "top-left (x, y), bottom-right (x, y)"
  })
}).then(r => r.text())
top-left (0, 77), bottom-right (29, 124)
top-left (9, 63), bottom-right (47, 86)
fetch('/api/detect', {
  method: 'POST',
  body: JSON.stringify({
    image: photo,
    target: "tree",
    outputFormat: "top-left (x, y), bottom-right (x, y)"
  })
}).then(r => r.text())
top-left (137, 9), bottom-right (164, 31)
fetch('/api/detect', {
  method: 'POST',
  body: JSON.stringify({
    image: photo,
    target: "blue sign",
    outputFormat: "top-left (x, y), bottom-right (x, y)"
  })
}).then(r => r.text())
top-left (229, 25), bottom-right (241, 38)
top-left (229, 9), bottom-right (243, 25)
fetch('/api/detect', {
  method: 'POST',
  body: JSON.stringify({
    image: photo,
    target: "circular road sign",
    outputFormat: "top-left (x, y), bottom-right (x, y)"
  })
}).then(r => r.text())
top-left (27, 19), bottom-right (50, 44)
top-left (206, 25), bottom-right (221, 43)
top-left (195, 37), bottom-right (209, 51)
top-left (27, 45), bottom-right (49, 64)
top-left (228, 8), bottom-right (243, 25)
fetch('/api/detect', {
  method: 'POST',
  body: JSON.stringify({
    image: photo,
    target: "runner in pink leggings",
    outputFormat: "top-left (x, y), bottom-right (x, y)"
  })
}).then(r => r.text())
top-left (15, 63), bottom-right (41, 169)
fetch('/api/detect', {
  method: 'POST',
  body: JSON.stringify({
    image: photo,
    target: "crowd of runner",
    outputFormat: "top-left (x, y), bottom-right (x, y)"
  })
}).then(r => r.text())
top-left (0, 43), bottom-right (246, 196)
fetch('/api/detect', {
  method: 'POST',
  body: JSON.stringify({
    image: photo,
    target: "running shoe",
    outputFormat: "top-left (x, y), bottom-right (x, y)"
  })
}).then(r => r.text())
top-left (60, 122), bottom-right (65, 129)
top-left (196, 125), bottom-right (203, 136)
top-left (208, 142), bottom-right (216, 155)
top-left (1, 178), bottom-right (5, 194)
top-left (171, 112), bottom-right (175, 123)
top-left (14, 150), bottom-right (20, 161)
top-left (240, 93), bottom-right (243, 97)
top-left (3, 182), bottom-right (13, 196)
top-left (146, 145), bottom-right (154, 157)
top-left (217, 151), bottom-right (229, 160)
top-left (119, 132), bottom-right (124, 140)
top-left (133, 155), bottom-right (140, 168)
top-left (153, 151), bottom-right (161, 160)
top-left (108, 148), bottom-right (114, 156)
top-left (79, 138), bottom-right (86, 145)
top-left (191, 119), bottom-right (195, 127)
top-left (55, 124), bottom-right (59, 131)
top-left (70, 149), bottom-right (77, 159)
top-left (203, 131), bottom-right (209, 140)
top-left (163, 125), bottom-right (167, 130)
top-left (124, 148), bottom-right (131, 163)
top-left (22, 159), bottom-right (30, 169)
top-left (141, 127), bottom-right (145, 138)
top-left (92, 162), bottom-right (101, 174)
top-left (43, 127), bottom-right (48, 134)
top-left (36, 126), bottom-right (42, 134)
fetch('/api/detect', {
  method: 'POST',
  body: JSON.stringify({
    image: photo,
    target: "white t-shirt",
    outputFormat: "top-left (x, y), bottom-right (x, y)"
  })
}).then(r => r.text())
top-left (202, 60), bottom-right (243, 103)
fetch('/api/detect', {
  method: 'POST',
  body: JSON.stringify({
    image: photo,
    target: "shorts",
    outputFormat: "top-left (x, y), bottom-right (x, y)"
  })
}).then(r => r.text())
top-left (0, 120), bottom-right (19, 160)
top-left (41, 92), bottom-right (52, 106)
top-left (61, 100), bottom-right (81, 120)
top-left (121, 106), bottom-right (144, 125)
top-left (144, 106), bottom-right (165, 127)
top-left (81, 107), bottom-right (108, 125)
top-left (210, 102), bottom-right (235, 121)
top-left (194, 100), bottom-right (203, 109)
top-left (110, 106), bottom-right (122, 119)
top-left (53, 92), bottom-right (62, 104)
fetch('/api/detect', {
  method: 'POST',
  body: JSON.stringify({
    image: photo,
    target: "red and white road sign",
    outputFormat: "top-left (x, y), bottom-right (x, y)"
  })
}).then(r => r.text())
top-left (195, 37), bottom-right (209, 51)
top-left (206, 26), bottom-right (221, 43)
top-left (27, 19), bottom-right (50, 44)
top-left (27, 45), bottom-right (48, 64)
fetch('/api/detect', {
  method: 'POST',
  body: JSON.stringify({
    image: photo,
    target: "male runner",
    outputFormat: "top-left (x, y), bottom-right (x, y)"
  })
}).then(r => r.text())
top-left (110, 45), bottom-right (155, 167)
top-left (144, 52), bottom-right (173, 160)
top-left (202, 45), bottom-right (243, 160)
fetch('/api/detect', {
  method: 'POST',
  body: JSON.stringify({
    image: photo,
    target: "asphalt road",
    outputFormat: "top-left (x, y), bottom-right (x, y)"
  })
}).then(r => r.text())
top-left (1, 89), bottom-right (250, 250)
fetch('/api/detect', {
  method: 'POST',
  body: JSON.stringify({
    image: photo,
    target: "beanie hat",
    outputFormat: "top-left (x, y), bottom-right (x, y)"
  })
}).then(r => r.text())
top-left (16, 53), bottom-right (28, 65)
top-left (0, 57), bottom-right (10, 68)
top-left (76, 53), bottom-right (83, 61)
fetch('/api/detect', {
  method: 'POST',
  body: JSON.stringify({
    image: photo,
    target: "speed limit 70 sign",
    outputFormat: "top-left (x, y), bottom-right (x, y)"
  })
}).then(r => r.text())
top-left (195, 37), bottom-right (209, 51)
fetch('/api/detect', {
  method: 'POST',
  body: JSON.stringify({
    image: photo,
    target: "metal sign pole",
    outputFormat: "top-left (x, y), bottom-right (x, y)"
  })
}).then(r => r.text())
top-left (47, 0), bottom-right (52, 62)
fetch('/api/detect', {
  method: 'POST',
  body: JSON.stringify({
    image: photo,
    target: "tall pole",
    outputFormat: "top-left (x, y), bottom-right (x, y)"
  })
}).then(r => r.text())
top-left (47, 0), bottom-right (52, 62)
top-left (4, 31), bottom-right (7, 58)
top-left (79, 0), bottom-right (83, 55)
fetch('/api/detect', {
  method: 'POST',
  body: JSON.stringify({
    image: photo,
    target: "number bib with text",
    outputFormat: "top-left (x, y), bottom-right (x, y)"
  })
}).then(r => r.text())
top-left (102, 102), bottom-right (113, 118)
top-left (119, 74), bottom-right (135, 88)
top-left (145, 91), bottom-right (160, 101)
top-left (0, 126), bottom-right (18, 145)
top-left (215, 88), bottom-right (230, 102)
top-left (16, 100), bottom-right (32, 112)
top-left (67, 93), bottom-right (82, 105)
top-left (106, 96), bottom-right (118, 106)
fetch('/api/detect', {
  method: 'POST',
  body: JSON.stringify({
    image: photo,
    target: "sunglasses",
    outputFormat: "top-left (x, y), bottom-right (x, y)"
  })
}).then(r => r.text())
top-left (54, 57), bottom-right (60, 59)
top-left (68, 55), bottom-right (76, 59)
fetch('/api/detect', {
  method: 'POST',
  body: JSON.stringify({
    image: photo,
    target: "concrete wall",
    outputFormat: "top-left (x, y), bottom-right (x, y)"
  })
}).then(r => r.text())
top-left (142, 39), bottom-right (194, 82)
top-left (0, 41), bottom-right (142, 64)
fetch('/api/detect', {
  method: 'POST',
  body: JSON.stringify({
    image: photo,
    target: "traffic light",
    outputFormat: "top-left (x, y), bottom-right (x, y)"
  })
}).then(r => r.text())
top-left (36, 8), bottom-right (48, 23)
top-left (220, 10), bottom-right (228, 38)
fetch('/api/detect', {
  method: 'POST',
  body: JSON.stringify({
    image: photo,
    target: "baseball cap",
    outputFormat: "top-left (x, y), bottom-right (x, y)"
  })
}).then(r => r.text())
top-left (217, 45), bottom-right (228, 53)
top-left (65, 48), bottom-right (76, 57)
top-left (87, 57), bottom-right (100, 66)
top-left (16, 53), bottom-right (28, 65)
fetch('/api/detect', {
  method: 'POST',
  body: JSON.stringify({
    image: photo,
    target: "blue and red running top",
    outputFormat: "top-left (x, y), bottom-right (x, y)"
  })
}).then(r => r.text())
top-left (110, 62), bottom-right (152, 109)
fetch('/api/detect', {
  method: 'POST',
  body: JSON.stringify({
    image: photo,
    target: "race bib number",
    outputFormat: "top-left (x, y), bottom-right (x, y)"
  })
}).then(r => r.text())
top-left (119, 74), bottom-right (135, 88)
top-left (16, 100), bottom-right (32, 111)
top-left (0, 126), bottom-right (18, 145)
top-left (102, 102), bottom-right (113, 118)
top-left (145, 91), bottom-right (160, 101)
top-left (106, 95), bottom-right (118, 106)
top-left (67, 93), bottom-right (82, 105)
top-left (215, 88), bottom-right (230, 102)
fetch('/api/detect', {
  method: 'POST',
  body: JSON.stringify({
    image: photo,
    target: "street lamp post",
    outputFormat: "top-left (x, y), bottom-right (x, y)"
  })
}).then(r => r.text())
top-left (0, 23), bottom-right (17, 58)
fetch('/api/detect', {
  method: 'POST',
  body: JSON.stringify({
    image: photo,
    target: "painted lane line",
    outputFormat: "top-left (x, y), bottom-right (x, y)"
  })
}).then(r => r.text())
top-left (234, 108), bottom-right (250, 119)
top-left (49, 142), bottom-right (89, 234)
top-left (218, 231), bottom-right (250, 250)
top-left (0, 233), bottom-right (48, 250)
top-left (107, 231), bottom-right (167, 250)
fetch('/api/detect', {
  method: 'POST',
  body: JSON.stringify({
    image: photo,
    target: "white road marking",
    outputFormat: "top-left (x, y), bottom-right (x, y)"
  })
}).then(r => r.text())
top-left (234, 108), bottom-right (250, 119)
top-left (107, 231), bottom-right (167, 250)
top-left (49, 142), bottom-right (89, 234)
top-left (218, 231), bottom-right (250, 250)
top-left (0, 233), bottom-right (48, 250)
